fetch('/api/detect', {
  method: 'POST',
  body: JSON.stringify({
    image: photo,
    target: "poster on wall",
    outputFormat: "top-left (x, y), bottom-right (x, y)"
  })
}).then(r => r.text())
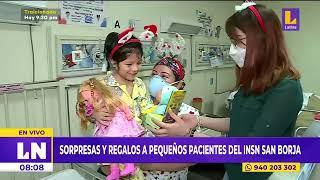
top-left (196, 10), bottom-right (214, 37)
top-left (58, 1), bottom-right (107, 27)
top-left (192, 41), bottom-right (234, 71)
top-left (140, 40), bottom-right (159, 68)
top-left (56, 35), bottom-right (107, 78)
top-left (62, 43), bottom-right (104, 71)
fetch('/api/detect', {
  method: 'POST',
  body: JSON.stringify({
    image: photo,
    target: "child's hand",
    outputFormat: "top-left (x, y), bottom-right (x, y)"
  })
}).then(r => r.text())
top-left (91, 106), bottom-right (115, 122)
top-left (147, 111), bottom-right (196, 137)
top-left (155, 90), bottom-right (162, 105)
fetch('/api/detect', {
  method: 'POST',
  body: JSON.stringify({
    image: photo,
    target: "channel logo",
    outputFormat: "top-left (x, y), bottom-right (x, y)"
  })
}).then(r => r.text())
top-left (282, 8), bottom-right (300, 31)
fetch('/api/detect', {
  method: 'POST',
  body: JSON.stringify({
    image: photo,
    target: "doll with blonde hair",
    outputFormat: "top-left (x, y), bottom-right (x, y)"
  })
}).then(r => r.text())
top-left (76, 78), bottom-right (145, 180)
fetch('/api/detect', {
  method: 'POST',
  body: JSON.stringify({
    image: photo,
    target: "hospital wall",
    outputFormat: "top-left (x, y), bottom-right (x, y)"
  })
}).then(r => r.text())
top-left (0, 1), bottom-right (319, 180)
top-left (0, 0), bottom-right (235, 113)
top-left (262, 1), bottom-right (320, 94)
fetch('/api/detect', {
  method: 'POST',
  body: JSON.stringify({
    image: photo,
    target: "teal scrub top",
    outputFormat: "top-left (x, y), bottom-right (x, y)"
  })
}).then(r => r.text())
top-left (225, 76), bottom-right (303, 180)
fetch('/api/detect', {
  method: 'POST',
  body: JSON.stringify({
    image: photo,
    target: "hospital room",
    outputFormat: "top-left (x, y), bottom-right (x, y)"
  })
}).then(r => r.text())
top-left (0, 1), bottom-right (319, 180)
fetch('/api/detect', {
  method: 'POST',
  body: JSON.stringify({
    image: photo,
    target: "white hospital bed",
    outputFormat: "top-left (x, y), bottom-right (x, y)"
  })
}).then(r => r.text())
top-left (269, 120), bottom-right (320, 180)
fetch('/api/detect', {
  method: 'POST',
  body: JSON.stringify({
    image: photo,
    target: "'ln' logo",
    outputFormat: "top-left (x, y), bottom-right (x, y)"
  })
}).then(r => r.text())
top-left (17, 142), bottom-right (46, 159)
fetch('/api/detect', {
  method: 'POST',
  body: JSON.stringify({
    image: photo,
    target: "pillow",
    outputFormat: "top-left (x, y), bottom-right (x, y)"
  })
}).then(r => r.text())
top-left (296, 112), bottom-right (315, 127)
top-left (306, 94), bottom-right (320, 111)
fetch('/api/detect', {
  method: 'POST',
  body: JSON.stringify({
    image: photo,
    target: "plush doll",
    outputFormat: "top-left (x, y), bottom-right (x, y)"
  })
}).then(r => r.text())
top-left (76, 78), bottom-right (144, 180)
top-left (138, 24), bottom-right (158, 42)
top-left (142, 75), bottom-right (178, 128)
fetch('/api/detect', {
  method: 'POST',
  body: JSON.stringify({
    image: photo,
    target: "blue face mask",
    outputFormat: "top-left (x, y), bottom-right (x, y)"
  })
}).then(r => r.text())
top-left (149, 75), bottom-right (169, 98)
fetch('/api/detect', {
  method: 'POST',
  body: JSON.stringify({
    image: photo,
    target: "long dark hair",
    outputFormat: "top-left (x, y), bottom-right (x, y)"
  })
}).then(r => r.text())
top-left (226, 4), bottom-right (300, 94)
top-left (104, 32), bottom-right (143, 70)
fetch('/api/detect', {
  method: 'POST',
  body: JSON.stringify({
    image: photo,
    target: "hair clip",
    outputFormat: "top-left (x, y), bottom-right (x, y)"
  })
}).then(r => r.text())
top-left (89, 80), bottom-right (95, 97)
top-left (109, 27), bottom-right (140, 60)
top-left (235, 1), bottom-right (256, 12)
top-left (118, 31), bottom-right (133, 44)
top-left (234, 1), bottom-right (266, 33)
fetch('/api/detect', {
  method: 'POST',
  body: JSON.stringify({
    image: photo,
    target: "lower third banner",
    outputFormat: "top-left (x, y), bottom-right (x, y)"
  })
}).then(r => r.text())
top-left (53, 137), bottom-right (319, 163)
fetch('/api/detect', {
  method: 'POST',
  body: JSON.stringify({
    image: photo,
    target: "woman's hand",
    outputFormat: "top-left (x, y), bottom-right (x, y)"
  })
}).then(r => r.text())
top-left (179, 114), bottom-right (199, 128)
top-left (91, 106), bottom-right (115, 122)
top-left (146, 111), bottom-right (197, 137)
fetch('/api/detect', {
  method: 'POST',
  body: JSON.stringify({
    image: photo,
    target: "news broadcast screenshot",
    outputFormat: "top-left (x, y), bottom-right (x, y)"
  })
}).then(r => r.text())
top-left (0, 1), bottom-right (319, 180)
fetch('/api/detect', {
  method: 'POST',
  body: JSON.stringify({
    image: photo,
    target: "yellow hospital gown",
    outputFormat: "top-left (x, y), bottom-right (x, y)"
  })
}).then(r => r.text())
top-left (96, 71), bottom-right (196, 180)
top-left (97, 71), bottom-right (152, 125)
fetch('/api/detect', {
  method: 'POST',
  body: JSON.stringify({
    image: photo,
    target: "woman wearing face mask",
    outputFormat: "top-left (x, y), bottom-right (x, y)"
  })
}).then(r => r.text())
top-left (149, 33), bottom-right (200, 117)
top-left (140, 34), bottom-right (201, 180)
top-left (149, 2), bottom-right (303, 180)
top-left (152, 57), bottom-right (185, 90)
top-left (149, 57), bottom-right (200, 116)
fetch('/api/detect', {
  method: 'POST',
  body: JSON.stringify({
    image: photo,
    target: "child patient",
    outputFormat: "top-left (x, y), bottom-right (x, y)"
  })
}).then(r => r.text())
top-left (76, 78), bottom-right (145, 180)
